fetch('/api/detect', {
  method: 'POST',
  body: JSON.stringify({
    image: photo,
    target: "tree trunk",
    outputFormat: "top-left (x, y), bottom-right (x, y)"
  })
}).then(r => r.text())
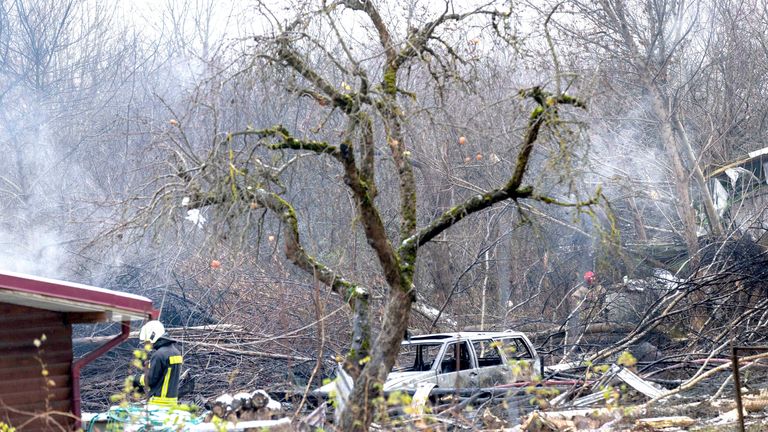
top-left (627, 195), bottom-right (648, 242)
top-left (346, 294), bottom-right (371, 378)
top-left (338, 289), bottom-right (413, 431)
top-left (497, 226), bottom-right (512, 327)
top-left (673, 116), bottom-right (724, 237)
top-left (647, 84), bottom-right (700, 262)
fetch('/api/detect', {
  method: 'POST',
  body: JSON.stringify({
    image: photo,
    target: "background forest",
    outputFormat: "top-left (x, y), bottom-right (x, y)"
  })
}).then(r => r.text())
top-left (2, 0), bottom-right (768, 426)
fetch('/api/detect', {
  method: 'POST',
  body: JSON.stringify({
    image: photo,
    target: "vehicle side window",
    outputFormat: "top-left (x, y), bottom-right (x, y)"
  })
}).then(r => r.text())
top-left (499, 337), bottom-right (532, 359)
top-left (417, 344), bottom-right (441, 371)
top-left (394, 343), bottom-right (441, 372)
top-left (440, 341), bottom-right (473, 372)
top-left (472, 339), bottom-right (503, 367)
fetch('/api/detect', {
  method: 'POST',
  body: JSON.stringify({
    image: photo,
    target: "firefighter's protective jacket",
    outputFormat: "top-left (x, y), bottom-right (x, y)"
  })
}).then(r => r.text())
top-left (141, 337), bottom-right (183, 406)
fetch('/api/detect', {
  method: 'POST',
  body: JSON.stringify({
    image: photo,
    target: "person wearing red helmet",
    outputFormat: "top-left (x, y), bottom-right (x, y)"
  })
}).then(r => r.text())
top-left (583, 271), bottom-right (596, 287)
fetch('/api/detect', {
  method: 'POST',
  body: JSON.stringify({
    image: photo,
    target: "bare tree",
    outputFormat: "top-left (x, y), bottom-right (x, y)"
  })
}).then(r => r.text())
top-left (112, 1), bottom-right (602, 428)
top-left (552, 0), bottom-right (726, 264)
top-left (0, 0), bottom-right (144, 277)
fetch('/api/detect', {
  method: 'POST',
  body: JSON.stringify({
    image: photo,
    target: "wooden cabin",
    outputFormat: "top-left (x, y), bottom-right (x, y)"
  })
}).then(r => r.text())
top-left (0, 270), bottom-right (156, 431)
top-left (706, 146), bottom-right (768, 245)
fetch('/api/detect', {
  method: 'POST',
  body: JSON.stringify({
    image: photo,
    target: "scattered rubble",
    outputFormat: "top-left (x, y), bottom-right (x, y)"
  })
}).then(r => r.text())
top-left (342, 356), bottom-right (768, 431)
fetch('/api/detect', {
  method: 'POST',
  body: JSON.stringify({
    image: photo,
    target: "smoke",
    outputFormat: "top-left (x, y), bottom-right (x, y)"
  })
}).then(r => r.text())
top-left (584, 95), bottom-right (683, 250)
top-left (0, 100), bottom-right (78, 278)
top-left (588, 119), bottom-right (668, 188)
top-left (0, 0), bottom-right (247, 281)
top-left (0, 228), bottom-right (70, 278)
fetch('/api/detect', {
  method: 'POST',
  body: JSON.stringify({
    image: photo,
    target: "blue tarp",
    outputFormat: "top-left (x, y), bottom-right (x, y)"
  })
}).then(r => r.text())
top-left (85, 404), bottom-right (202, 432)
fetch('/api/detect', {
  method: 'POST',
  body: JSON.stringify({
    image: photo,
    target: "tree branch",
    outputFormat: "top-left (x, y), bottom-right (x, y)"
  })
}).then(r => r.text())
top-left (275, 37), bottom-right (361, 112)
top-left (403, 88), bottom-right (587, 251)
top-left (230, 125), bottom-right (342, 159)
top-left (187, 187), bottom-right (364, 303)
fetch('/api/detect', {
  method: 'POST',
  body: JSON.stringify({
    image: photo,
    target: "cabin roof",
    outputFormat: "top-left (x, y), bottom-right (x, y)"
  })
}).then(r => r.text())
top-left (0, 270), bottom-right (156, 322)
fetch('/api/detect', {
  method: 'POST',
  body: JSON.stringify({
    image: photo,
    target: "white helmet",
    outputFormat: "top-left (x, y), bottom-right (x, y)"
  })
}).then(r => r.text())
top-left (139, 320), bottom-right (165, 344)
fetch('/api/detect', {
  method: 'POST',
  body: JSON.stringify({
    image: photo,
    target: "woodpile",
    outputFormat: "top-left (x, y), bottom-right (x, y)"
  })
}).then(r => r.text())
top-left (204, 390), bottom-right (283, 423)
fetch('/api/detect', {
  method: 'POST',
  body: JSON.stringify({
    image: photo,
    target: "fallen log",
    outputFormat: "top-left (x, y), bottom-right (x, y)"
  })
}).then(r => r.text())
top-left (635, 416), bottom-right (695, 429)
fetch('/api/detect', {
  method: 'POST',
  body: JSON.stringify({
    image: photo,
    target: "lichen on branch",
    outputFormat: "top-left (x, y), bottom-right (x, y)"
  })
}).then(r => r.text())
top-left (403, 87), bottom-right (588, 251)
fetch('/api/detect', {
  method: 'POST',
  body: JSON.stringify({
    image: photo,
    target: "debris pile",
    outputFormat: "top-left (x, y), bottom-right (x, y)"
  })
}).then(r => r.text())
top-left (204, 390), bottom-right (283, 423)
top-left (506, 358), bottom-right (768, 431)
top-left (343, 358), bottom-right (768, 431)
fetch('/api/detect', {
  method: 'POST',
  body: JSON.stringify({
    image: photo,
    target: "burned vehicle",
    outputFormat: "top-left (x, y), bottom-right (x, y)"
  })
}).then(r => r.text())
top-left (384, 331), bottom-right (542, 391)
top-left (317, 330), bottom-right (542, 396)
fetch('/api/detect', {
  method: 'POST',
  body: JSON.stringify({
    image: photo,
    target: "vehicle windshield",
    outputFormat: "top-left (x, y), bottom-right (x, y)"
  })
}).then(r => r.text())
top-left (393, 342), bottom-right (442, 372)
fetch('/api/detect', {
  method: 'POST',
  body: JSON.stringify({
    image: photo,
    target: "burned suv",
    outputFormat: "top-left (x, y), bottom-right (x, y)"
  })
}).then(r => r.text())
top-left (317, 330), bottom-right (541, 397)
top-left (385, 330), bottom-right (542, 391)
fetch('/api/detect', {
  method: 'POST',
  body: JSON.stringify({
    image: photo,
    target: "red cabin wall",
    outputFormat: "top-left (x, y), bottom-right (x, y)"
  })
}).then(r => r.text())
top-left (0, 303), bottom-right (74, 431)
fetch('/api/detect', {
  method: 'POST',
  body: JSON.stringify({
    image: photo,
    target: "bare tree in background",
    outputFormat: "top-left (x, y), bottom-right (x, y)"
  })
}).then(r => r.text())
top-left (554, 0), bottom-right (726, 263)
top-left (5, 0), bottom-right (768, 422)
top-left (0, 0), bottom-right (143, 276)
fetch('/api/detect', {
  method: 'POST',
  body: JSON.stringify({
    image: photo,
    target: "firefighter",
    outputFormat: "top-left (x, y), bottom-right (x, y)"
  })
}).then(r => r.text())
top-left (581, 270), bottom-right (609, 319)
top-left (571, 271), bottom-right (596, 300)
top-left (134, 320), bottom-right (183, 407)
top-left (583, 271), bottom-right (596, 287)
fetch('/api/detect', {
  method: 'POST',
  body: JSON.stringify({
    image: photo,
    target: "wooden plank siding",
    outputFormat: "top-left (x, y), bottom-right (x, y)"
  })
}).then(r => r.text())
top-left (0, 304), bottom-right (74, 431)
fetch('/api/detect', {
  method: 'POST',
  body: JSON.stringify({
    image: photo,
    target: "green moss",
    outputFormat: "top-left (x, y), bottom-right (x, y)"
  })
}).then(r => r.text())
top-left (358, 187), bottom-right (375, 208)
top-left (530, 106), bottom-right (545, 119)
top-left (397, 245), bottom-right (416, 292)
top-left (443, 203), bottom-right (467, 221)
top-left (358, 178), bottom-right (369, 191)
top-left (518, 185), bottom-right (534, 195)
top-left (332, 93), bottom-right (355, 112)
top-left (557, 94), bottom-right (587, 109)
top-left (274, 195), bottom-right (298, 230)
top-left (400, 89), bottom-right (417, 100)
top-left (383, 67), bottom-right (397, 95)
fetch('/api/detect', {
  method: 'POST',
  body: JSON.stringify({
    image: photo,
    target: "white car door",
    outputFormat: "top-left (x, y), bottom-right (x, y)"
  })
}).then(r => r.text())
top-left (436, 341), bottom-right (478, 388)
top-left (471, 339), bottom-right (513, 387)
